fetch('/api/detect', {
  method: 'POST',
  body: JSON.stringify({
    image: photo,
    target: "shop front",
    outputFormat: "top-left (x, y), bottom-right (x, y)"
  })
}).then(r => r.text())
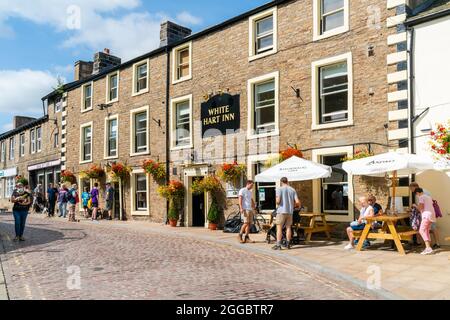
top-left (0, 167), bottom-right (18, 207)
top-left (28, 159), bottom-right (61, 196)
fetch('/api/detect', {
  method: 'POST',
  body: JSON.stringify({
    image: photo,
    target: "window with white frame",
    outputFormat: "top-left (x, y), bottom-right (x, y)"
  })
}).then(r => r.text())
top-left (249, 7), bottom-right (277, 60)
top-left (1, 141), bottom-right (5, 162)
top-left (171, 95), bottom-right (192, 149)
top-left (81, 124), bottom-right (92, 162)
top-left (135, 173), bottom-right (147, 211)
top-left (172, 43), bottom-right (192, 83)
top-left (106, 117), bottom-right (118, 158)
top-left (36, 126), bottom-right (42, 152)
top-left (82, 82), bottom-right (93, 111)
top-left (320, 153), bottom-right (349, 214)
top-left (30, 129), bottom-right (36, 153)
top-left (19, 134), bottom-right (25, 157)
top-left (0, 179), bottom-right (3, 199)
top-left (9, 137), bottom-right (14, 160)
top-left (55, 97), bottom-right (62, 113)
top-left (130, 108), bottom-right (148, 155)
top-left (6, 177), bottom-right (15, 198)
top-left (311, 53), bottom-right (353, 129)
top-left (107, 72), bottom-right (119, 102)
top-left (54, 132), bottom-right (59, 148)
top-left (133, 61), bottom-right (148, 95)
top-left (313, 0), bottom-right (349, 40)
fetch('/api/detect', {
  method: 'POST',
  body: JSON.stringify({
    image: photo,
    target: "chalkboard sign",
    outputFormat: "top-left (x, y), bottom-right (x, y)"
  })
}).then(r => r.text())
top-left (201, 93), bottom-right (240, 137)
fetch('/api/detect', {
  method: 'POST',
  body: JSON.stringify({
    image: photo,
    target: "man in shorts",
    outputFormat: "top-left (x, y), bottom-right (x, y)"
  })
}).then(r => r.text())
top-left (238, 180), bottom-right (256, 244)
top-left (272, 177), bottom-right (300, 250)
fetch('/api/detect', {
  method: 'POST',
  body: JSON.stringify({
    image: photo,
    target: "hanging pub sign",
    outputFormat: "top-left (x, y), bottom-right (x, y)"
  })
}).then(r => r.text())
top-left (201, 93), bottom-right (240, 137)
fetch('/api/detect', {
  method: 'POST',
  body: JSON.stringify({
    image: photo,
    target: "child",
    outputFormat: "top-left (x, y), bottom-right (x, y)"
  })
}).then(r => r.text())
top-left (416, 188), bottom-right (436, 255)
top-left (81, 187), bottom-right (90, 218)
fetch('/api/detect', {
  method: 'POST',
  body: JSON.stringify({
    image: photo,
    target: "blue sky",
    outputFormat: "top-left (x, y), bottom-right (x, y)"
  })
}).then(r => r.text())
top-left (0, 0), bottom-right (270, 131)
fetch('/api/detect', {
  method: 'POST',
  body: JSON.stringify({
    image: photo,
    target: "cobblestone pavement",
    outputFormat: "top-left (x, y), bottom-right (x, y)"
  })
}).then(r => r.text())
top-left (0, 214), bottom-right (379, 300)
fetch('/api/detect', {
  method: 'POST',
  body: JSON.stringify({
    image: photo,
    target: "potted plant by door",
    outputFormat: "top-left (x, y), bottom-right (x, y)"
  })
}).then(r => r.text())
top-left (158, 180), bottom-right (185, 227)
top-left (191, 175), bottom-right (223, 230)
top-left (207, 198), bottom-right (220, 230)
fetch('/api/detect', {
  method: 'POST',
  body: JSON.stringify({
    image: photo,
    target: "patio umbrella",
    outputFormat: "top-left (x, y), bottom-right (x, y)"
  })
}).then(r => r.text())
top-left (342, 152), bottom-right (436, 212)
top-left (255, 156), bottom-right (332, 183)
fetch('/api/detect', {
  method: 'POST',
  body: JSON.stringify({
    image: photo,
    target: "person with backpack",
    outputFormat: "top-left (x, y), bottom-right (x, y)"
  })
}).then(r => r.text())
top-left (105, 182), bottom-right (114, 220)
top-left (410, 182), bottom-right (442, 249)
top-left (67, 184), bottom-right (79, 222)
top-left (57, 184), bottom-right (68, 218)
top-left (90, 183), bottom-right (100, 222)
top-left (81, 187), bottom-right (91, 218)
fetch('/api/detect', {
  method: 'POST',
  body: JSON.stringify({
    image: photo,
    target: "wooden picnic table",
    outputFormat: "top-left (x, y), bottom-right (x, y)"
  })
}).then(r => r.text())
top-left (297, 212), bottom-right (333, 243)
top-left (355, 213), bottom-right (418, 255)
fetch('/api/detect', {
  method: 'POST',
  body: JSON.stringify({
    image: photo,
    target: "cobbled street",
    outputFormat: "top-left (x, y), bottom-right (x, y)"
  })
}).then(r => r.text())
top-left (0, 214), bottom-right (379, 300)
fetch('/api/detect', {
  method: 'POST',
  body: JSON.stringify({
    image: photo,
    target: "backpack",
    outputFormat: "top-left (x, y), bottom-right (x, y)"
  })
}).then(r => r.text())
top-left (433, 200), bottom-right (443, 218)
top-left (66, 189), bottom-right (74, 202)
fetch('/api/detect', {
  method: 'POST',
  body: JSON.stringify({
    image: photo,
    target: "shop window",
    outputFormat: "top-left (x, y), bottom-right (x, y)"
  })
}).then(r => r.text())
top-left (172, 42), bottom-right (192, 83)
top-left (320, 154), bottom-right (349, 215)
top-left (6, 177), bottom-right (15, 198)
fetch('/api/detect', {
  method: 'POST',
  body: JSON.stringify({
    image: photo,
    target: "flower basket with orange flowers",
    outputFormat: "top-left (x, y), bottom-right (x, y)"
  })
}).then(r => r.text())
top-left (265, 147), bottom-right (304, 168)
top-left (429, 121), bottom-right (450, 161)
top-left (143, 159), bottom-right (166, 184)
top-left (218, 162), bottom-right (246, 184)
top-left (191, 175), bottom-right (223, 195)
top-left (81, 165), bottom-right (105, 180)
top-left (61, 170), bottom-right (76, 184)
top-left (108, 162), bottom-right (131, 181)
top-left (341, 149), bottom-right (374, 162)
top-left (158, 180), bottom-right (185, 226)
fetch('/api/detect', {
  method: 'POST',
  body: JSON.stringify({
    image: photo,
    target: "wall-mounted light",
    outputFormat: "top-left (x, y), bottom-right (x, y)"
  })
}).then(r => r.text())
top-left (368, 45), bottom-right (375, 57)
top-left (152, 118), bottom-right (161, 127)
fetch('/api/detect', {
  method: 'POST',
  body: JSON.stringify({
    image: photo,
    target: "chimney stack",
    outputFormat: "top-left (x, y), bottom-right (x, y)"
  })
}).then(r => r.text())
top-left (74, 60), bottom-right (94, 81)
top-left (160, 21), bottom-right (192, 47)
top-left (93, 48), bottom-right (121, 74)
top-left (13, 116), bottom-right (36, 129)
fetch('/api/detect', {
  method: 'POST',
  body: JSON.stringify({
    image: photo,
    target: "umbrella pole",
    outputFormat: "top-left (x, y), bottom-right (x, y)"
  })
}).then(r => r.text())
top-left (392, 170), bottom-right (397, 214)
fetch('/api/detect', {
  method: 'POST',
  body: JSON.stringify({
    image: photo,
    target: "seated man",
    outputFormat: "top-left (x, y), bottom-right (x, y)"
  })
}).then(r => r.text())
top-left (345, 196), bottom-right (374, 250)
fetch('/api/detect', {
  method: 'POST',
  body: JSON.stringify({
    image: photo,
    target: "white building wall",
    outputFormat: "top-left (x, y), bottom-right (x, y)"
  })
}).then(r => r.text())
top-left (413, 15), bottom-right (450, 244)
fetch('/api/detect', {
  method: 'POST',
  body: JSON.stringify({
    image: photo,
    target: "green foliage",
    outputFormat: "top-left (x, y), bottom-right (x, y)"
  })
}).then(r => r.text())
top-left (167, 200), bottom-right (179, 221)
top-left (207, 198), bottom-right (220, 223)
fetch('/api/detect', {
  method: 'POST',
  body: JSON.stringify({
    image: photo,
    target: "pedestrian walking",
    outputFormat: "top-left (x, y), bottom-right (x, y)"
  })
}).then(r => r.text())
top-left (46, 183), bottom-right (58, 217)
top-left (67, 184), bottom-right (79, 222)
top-left (105, 182), bottom-right (114, 220)
top-left (57, 184), bottom-right (68, 218)
top-left (238, 180), bottom-right (256, 244)
top-left (81, 187), bottom-right (90, 218)
top-left (10, 182), bottom-right (32, 241)
top-left (410, 182), bottom-right (441, 248)
top-left (272, 177), bottom-right (301, 250)
top-left (415, 188), bottom-right (436, 255)
top-left (90, 183), bottom-right (100, 222)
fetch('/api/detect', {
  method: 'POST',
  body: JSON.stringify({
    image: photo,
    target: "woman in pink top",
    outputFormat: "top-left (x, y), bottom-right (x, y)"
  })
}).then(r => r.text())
top-left (416, 188), bottom-right (436, 255)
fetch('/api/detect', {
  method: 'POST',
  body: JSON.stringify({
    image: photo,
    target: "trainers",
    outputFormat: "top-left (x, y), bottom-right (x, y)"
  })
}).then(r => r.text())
top-left (13, 236), bottom-right (19, 242)
top-left (432, 244), bottom-right (441, 249)
top-left (245, 235), bottom-right (255, 243)
top-left (272, 245), bottom-right (282, 250)
top-left (420, 248), bottom-right (433, 255)
top-left (282, 242), bottom-right (291, 249)
top-left (238, 234), bottom-right (245, 243)
top-left (19, 237), bottom-right (25, 242)
top-left (344, 243), bottom-right (354, 250)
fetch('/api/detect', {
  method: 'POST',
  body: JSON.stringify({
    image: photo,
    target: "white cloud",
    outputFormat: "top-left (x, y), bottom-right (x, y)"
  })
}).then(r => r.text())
top-left (0, 0), bottom-right (202, 61)
top-left (176, 11), bottom-right (202, 26)
top-left (0, 69), bottom-right (58, 116)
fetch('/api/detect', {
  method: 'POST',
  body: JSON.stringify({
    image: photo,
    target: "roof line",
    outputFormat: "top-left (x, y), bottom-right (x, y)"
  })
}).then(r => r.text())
top-left (406, 6), bottom-right (450, 25)
top-left (41, 0), bottom-right (292, 101)
top-left (0, 115), bottom-right (49, 140)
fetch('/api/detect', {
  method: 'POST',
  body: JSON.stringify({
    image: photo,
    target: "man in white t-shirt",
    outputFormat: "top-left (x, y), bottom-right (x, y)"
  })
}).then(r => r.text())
top-left (238, 180), bottom-right (256, 244)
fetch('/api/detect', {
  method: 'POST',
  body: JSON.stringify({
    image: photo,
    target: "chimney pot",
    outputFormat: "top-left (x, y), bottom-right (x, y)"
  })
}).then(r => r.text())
top-left (104, 48), bottom-right (110, 54)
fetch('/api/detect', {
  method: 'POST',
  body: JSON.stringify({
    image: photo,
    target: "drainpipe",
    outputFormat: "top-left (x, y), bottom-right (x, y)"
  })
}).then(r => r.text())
top-left (165, 47), bottom-right (171, 225)
top-left (408, 27), bottom-right (416, 155)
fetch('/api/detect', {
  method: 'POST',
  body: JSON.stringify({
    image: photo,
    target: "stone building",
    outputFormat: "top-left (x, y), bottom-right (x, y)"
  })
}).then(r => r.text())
top-left (0, 101), bottom-right (62, 209)
top-left (36, 0), bottom-right (443, 227)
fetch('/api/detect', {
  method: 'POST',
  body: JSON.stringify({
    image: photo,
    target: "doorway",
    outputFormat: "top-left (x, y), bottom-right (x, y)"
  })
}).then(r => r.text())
top-left (113, 182), bottom-right (120, 219)
top-left (192, 177), bottom-right (205, 227)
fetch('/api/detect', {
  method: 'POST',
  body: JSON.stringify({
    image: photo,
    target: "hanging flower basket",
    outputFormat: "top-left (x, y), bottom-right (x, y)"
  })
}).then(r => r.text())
top-left (15, 175), bottom-right (28, 186)
top-left (341, 149), bottom-right (374, 162)
top-left (191, 175), bottom-right (223, 195)
top-left (158, 180), bottom-right (185, 226)
top-left (265, 147), bottom-right (304, 168)
top-left (429, 121), bottom-right (450, 161)
top-left (143, 159), bottom-right (166, 184)
top-left (107, 162), bottom-right (131, 182)
top-left (81, 165), bottom-right (105, 180)
top-left (61, 170), bottom-right (76, 184)
top-left (218, 162), bottom-right (246, 184)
